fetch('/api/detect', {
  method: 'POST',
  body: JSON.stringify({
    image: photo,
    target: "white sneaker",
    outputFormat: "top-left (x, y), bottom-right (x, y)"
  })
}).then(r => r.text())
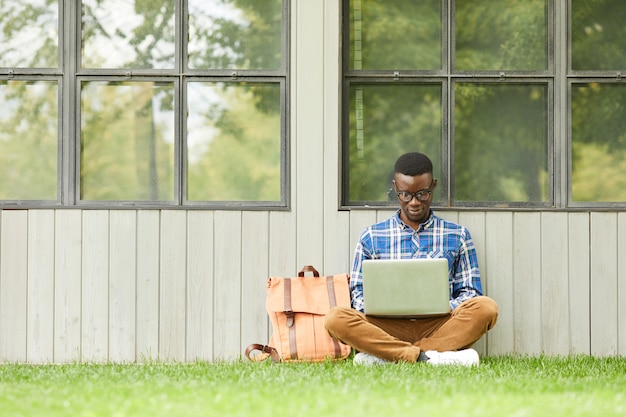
top-left (353, 352), bottom-right (392, 365)
top-left (424, 349), bottom-right (480, 366)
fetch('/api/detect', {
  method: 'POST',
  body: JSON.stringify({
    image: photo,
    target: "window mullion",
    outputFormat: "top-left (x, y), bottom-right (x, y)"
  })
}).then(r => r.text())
top-left (62, 0), bottom-right (79, 205)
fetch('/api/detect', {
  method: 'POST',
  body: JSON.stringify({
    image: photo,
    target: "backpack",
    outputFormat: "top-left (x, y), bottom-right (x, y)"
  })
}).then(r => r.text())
top-left (245, 265), bottom-right (352, 362)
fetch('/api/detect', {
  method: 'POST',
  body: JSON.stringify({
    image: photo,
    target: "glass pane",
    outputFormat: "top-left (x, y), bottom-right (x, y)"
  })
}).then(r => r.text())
top-left (454, 83), bottom-right (548, 203)
top-left (347, 84), bottom-right (442, 203)
top-left (455, 0), bottom-right (548, 71)
top-left (349, 0), bottom-right (441, 70)
top-left (80, 81), bottom-right (175, 201)
top-left (81, 0), bottom-right (175, 69)
top-left (188, 0), bottom-right (282, 70)
top-left (572, 83), bottom-right (626, 202)
top-left (0, 81), bottom-right (58, 200)
top-left (571, 0), bottom-right (626, 71)
top-left (0, 0), bottom-right (58, 68)
top-left (187, 82), bottom-right (281, 201)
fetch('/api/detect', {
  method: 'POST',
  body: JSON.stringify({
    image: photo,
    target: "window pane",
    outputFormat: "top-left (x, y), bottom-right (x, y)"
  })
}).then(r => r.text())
top-left (454, 83), bottom-right (548, 203)
top-left (0, 0), bottom-right (58, 68)
top-left (347, 84), bottom-right (442, 203)
top-left (349, 0), bottom-right (441, 71)
top-left (571, 83), bottom-right (626, 202)
top-left (188, 0), bottom-right (282, 70)
top-left (80, 81), bottom-right (175, 201)
top-left (0, 81), bottom-right (58, 200)
top-left (571, 0), bottom-right (626, 71)
top-left (81, 0), bottom-right (175, 69)
top-left (187, 82), bottom-right (281, 201)
top-left (455, 0), bottom-right (548, 71)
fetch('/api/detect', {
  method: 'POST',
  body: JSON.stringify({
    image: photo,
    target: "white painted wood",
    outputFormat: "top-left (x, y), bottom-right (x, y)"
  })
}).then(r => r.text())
top-left (81, 210), bottom-right (109, 362)
top-left (437, 210), bottom-right (458, 223)
top-left (321, 0), bottom-right (351, 277)
top-left (186, 210), bottom-right (214, 361)
top-left (376, 209), bottom-right (397, 223)
top-left (54, 210), bottom-right (82, 362)
top-left (268, 211), bottom-right (296, 343)
top-left (269, 211), bottom-right (297, 279)
top-left (136, 210), bottom-right (160, 362)
top-left (109, 211), bottom-right (137, 362)
top-left (541, 212), bottom-right (570, 354)
top-left (568, 212), bottom-right (590, 354)
top-left (241, 211), bottom-right (270, 357)
top-left (159, 210), bottom-right (187, 361)
top-left (590, 212), bottom-right (619, 356)
top-left (213, 211), bottom-right (242, 360)
top-left (295, 0), bottom-right (324, 268)
top-left (0, 211), bottom-right (28, 362)
top-left (348, 211), bottom-right (377, 260)
top-left (513, 212), bottom-right (542, 354)
top-left (485, 212), bottom-right (514, 355)
top-left (1, 206), bottom-right (626, 361)
top-left (323, 209), bottom-right (351, 276)
top-left (458, 211), bottom-right (488, 355)
top-left (27, 210), bottom-right (55, 363)
top-left (618, 213), bottom-right (626, 356)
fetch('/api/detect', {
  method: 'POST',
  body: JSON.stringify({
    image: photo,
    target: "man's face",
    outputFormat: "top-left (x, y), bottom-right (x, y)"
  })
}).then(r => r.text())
top-left (393, 172), bottom-right (436, 228)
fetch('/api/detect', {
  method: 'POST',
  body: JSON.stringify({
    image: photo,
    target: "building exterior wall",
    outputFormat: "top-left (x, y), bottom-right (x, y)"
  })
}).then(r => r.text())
top-left (0, 1), bottom-right (624, 363)
top-left (1, 208), bottom-right (625, 363)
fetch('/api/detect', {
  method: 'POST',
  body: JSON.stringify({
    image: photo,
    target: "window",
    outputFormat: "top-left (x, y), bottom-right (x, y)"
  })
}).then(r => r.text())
top-left (570, 0), bottom-right (626, 206)
top-left (343, 0), bottom-right (626, 208)
top-left (0, 0), bottom-right (288, 208)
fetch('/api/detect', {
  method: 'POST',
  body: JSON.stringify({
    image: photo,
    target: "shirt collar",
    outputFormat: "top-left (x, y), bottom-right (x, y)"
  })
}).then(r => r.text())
top-left (394, 209), bottom-right (435, 232)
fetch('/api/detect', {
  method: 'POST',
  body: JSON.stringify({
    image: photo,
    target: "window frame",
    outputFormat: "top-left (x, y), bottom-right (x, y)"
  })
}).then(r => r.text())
top-left (341, 0), bottom-right (569, 210)
top-left (0, 0), bottom-right (291, 210)
top-left (566, 0), bottom-right (626, 209)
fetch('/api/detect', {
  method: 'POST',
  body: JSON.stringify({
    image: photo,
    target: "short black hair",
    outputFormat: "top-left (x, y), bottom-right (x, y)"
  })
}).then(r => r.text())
top-left (394, 152), bottom-right (433, 176)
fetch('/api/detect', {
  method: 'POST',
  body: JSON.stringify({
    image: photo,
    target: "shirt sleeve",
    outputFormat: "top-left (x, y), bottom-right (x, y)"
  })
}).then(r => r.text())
top-left (449, 227), bottom-right (483, 310)
top-left (349, 230), bottom-right (371, 313)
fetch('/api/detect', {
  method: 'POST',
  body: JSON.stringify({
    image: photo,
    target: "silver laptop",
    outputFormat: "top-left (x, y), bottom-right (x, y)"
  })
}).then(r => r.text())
top-left (362, 258), bottom-right (451, 318)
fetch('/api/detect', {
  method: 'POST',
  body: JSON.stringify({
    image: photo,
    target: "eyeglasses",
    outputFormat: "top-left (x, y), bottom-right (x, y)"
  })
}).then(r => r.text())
top-left (395, 181), bottom-right (434, 203)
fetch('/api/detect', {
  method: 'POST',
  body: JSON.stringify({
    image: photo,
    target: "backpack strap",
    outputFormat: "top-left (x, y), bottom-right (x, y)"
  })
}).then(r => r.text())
top-left (284, 278), bottom-right (298, 360)
top-left (244, 344), bottom-right (281, 363)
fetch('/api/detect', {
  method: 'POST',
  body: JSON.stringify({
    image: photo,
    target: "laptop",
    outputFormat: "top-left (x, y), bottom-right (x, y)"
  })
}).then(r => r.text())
top-left (362, 258), bottom-right (451, 318)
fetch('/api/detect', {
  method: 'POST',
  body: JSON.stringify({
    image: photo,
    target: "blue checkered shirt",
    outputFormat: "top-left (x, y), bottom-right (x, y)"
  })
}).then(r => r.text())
top-left (350, 210), bottom-right (483, 313)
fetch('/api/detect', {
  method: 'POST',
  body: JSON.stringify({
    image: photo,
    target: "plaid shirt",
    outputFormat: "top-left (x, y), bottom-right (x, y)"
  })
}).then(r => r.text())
top-left (350, 210), bottom-right (483, 313)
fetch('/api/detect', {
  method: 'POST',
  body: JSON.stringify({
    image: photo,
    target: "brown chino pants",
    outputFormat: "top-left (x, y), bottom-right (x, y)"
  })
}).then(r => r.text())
top-left (324, 296), bottom-right (498, 363)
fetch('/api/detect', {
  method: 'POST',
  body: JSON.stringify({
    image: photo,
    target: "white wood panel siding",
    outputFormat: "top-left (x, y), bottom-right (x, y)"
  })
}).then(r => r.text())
top-left (294, 0), bottom-right (323, 270)
top-left (590, 213), bottom-right (619, 356)
top-left (619, 213), bottom-right (626, 356)
top-left (136, 210), bottom-right (160, 361)
top-left (485, 212), bottom-right (515, 355)
top-left (51, 211), bottom-right (82, 362)
top-left (568, 213), bottom-right (591, 354)
top-left (0, 210), bottom-right (28, 361)
top-left (186, 211), bottom-right (214, 361)
top-left (1, 209), bottom-right (626, 362)
top-left (81, 210), bottom-right (109, 362)
top-left (27, 210), bottom-right (55, 363)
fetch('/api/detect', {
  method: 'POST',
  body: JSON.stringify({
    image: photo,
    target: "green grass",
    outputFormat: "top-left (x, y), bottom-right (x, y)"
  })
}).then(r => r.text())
top-left (1, 355), bottom-right (625, 417)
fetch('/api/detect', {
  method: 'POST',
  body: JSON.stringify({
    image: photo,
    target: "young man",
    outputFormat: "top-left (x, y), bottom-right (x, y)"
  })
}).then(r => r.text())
top-left (325, 152), bottom-right (498, 366)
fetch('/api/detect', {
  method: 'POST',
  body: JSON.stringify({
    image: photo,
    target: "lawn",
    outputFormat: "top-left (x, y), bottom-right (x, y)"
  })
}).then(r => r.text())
top-left (0, 355), bottom-right (624, 417)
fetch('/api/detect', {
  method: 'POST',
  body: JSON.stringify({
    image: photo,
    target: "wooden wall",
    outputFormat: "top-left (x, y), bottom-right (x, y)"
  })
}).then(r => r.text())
top-left (0, 1), bottom-right (624, 363)
top-left (0, 209), bottom-right (625, 363)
